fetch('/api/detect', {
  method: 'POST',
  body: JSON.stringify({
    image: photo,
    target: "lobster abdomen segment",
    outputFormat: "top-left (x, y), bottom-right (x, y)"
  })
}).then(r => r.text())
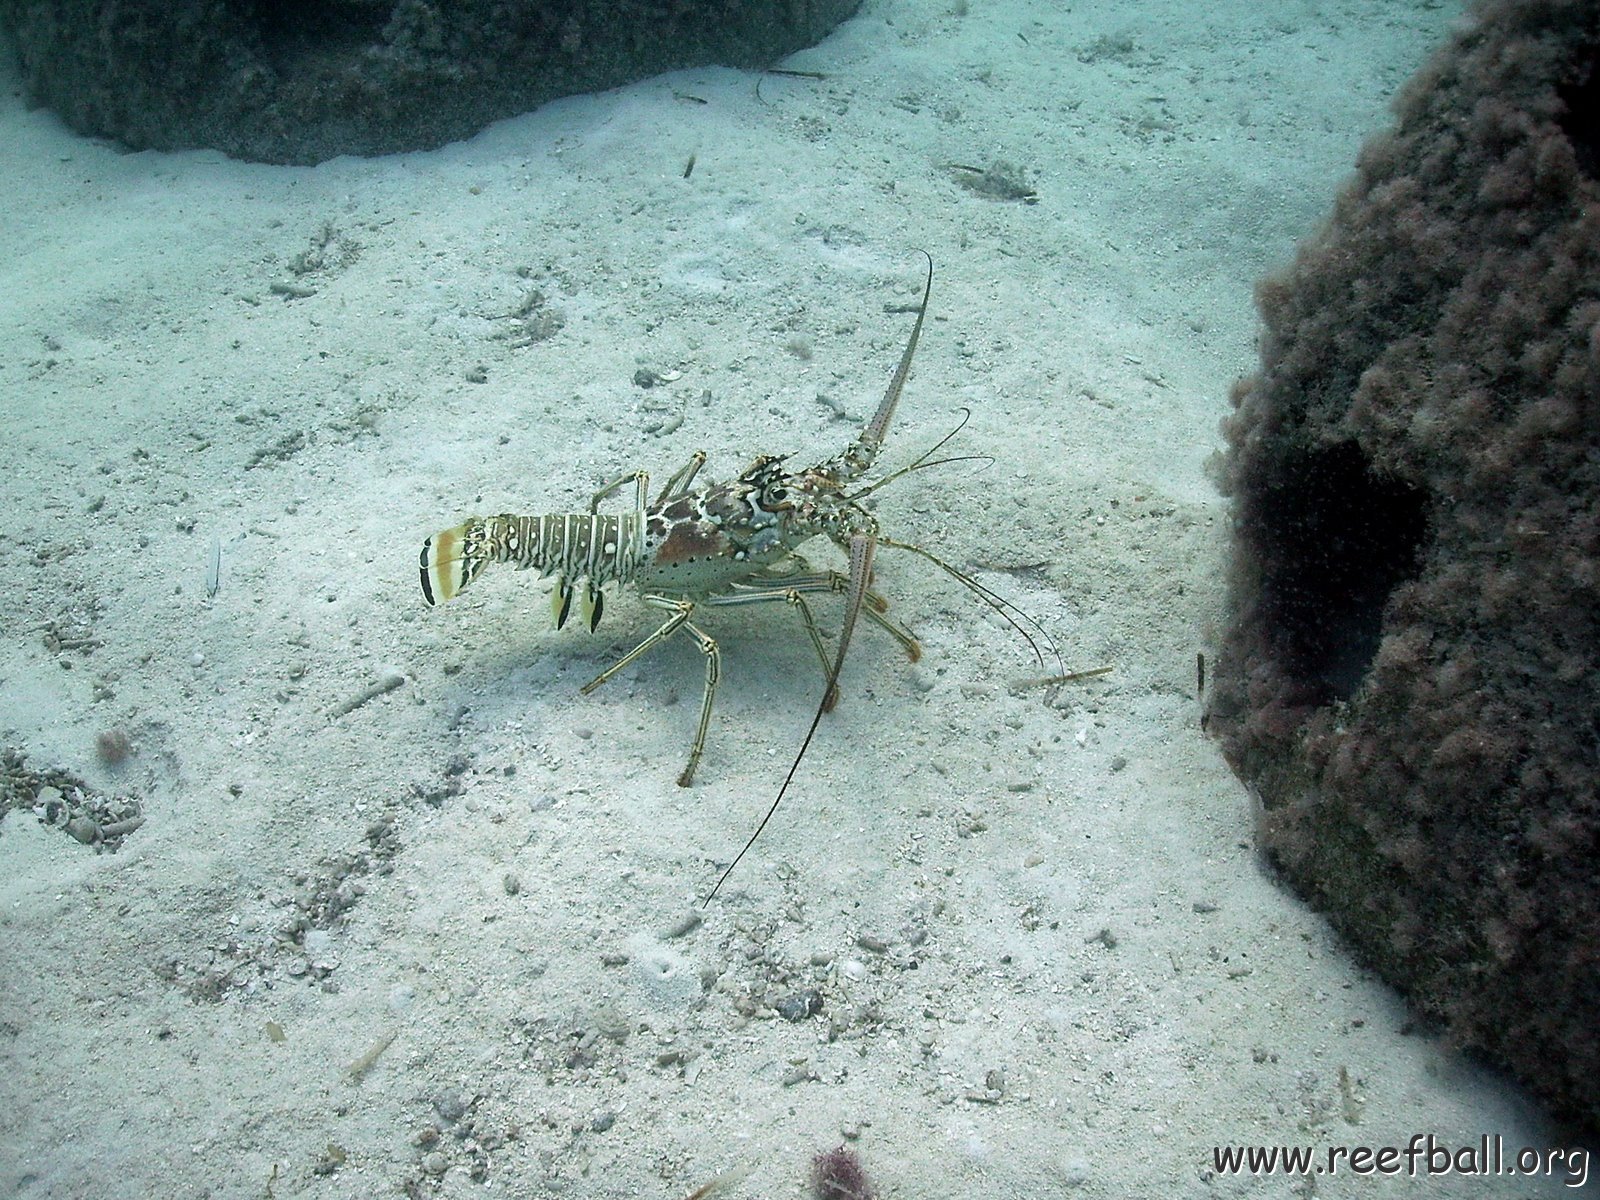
top-left (420, 512), bottom-right (640, 608)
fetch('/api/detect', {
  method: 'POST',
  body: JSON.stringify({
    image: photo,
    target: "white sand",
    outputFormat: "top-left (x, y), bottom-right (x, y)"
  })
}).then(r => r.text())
top-left (1, 1), bottom-right (1590, 1196)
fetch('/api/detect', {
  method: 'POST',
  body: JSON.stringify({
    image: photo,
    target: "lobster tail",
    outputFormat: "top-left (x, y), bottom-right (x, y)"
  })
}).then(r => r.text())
top-left (422, 512), bottom-right (635, 613)
top-left (420, 519), bottom-right (491, 605)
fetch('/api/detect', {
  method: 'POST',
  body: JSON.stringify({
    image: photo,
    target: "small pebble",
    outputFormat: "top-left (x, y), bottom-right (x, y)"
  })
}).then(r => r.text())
top-left (433, 1090), bottom-right (468, 1123)
top-left (64, 816), bottom-right (99, 844)
top-left (503, 873), bottom-right (521, 896)
top-left (591, 1110), bottom-right (616, 1133)
top-left (190, 652), bottom-right (206, 667)
top-left (775, 989), bottom-right (824, 1022)
top-left (1059, 1155), bottom-right (1092, 1186)
top-left (421, 1151), bottom-right (448, 1177)
top-left (662, 911), bottom-right (702, 939)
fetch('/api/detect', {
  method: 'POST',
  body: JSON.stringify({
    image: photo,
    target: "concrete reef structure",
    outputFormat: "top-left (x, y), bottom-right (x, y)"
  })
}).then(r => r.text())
top-left (0, 0), bottom-right (860, 164)
top-left (1211, 0), bottom-right (1600, 1127)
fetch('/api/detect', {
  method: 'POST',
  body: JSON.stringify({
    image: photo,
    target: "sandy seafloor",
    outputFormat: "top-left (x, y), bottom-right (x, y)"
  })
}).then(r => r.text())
top-left (2, 0), bottom-right (1594, 1196)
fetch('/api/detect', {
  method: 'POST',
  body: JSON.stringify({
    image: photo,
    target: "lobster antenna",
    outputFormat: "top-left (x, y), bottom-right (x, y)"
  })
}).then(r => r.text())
top-left (704, 534), bottom-right (1059, 905)
top-left (852, 251), bottom-right (934, 461)
top-left (705, 258), bottom-right (933, 905)
top-left (704, 676), bottom-right (830, 905)
top-left (705, 531), bottom-right (877, 905)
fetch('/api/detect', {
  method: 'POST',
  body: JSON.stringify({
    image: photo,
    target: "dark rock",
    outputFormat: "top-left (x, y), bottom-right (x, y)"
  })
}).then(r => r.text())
top-left (432, 1089), bottom-right (468, 1123)
top-left (1210, 0), bottom-right (1600, 1130)
top-left (775, 988), bottom-right (823, 1022)
top-left (0, 0), bottom-right (861, 164)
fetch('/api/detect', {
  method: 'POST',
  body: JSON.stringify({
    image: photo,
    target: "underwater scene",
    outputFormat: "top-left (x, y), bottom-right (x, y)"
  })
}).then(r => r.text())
top-left (0, 0), bottom-right (1592, 1196)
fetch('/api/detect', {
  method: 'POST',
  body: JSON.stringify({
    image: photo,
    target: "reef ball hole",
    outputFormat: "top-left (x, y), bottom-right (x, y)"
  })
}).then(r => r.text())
top-left (1557, 47), bottom-right (1600, 181)
top-left (1256, 440), bottom-right (1430, 703)
top-left (248, 0), bottom-right (390, 71)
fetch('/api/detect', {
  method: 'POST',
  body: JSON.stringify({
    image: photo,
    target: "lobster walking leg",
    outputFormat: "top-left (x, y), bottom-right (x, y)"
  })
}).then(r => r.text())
top-left (705, 574), bottom-right (921, 679)
top-left (655, 452), bottom-right (707, 505)
top-left (579, 595), bottom-right (692, 694)
top-left (578, 594), bottom-right (723, 787)
top-left (676, 618), bottom-right (720, 787)
top-left (700, 587), bottom-right (832, 680)
top-left (587, 469), bottom-right (651, 517)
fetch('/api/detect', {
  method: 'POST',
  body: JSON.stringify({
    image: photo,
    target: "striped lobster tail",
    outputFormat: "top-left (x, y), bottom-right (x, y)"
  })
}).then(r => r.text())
top-left (420, 512), bottom-right (639, 632)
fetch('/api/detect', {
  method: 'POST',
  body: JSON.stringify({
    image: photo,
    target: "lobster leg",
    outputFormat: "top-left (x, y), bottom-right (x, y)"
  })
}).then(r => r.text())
top-left (592, 453), bottom-right (703, 511)
top-left (707, 573), bottom-right (921, 675)
top-left (675, 618), bottom-right (720, 787)
top-left (774, 571), bottom-right (919, 660)
top-left (588, 469), bottom-right (649, 514)
top-left (578, 594), bottom-right (722, 787)
top-left (656, 451), bottom-right (707, 505)
top-left (578, 594), bottom-right (691, 694)
top-left (702, 586), bottom-right (831, 680)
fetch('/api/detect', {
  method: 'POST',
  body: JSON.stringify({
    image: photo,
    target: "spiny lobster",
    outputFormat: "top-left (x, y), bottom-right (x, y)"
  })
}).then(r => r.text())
top-left (421, 253), bottom-right (1048, 899)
